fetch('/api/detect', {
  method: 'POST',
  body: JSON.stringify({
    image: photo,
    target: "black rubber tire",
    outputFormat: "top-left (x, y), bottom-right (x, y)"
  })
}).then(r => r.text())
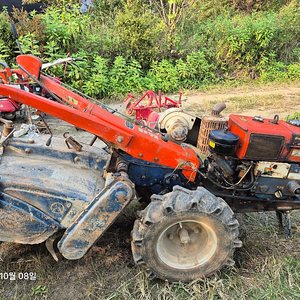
top-left (131, 186), bottom-right (242, 282)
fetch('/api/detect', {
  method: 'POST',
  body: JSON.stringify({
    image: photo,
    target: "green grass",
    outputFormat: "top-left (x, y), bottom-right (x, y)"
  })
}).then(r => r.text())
top-left (1, 210), bottom-right (300, 299)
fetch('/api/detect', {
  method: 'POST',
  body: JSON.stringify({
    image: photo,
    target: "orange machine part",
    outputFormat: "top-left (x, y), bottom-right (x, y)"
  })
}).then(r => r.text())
top-left (0, 83), bottom-right (199, 181)
top-left (228, 115), bottom-right (300, 162)
top-left (16, 55), bottom-right (42, 79)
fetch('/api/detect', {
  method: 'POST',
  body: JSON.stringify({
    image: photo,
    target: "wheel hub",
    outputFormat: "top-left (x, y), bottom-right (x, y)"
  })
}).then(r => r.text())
top-left (156, 220), bottom-right (217, 269)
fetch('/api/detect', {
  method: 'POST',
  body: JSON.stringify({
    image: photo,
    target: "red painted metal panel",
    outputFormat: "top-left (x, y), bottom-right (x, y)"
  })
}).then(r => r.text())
top-left (228, 114), bottom-right (300, 162)
top-left (0, 84), bottom-right (199, 181)
top-left (16, 55), bottom-right (43, 80)
top-left (0, 99), bottom-right (18, 112)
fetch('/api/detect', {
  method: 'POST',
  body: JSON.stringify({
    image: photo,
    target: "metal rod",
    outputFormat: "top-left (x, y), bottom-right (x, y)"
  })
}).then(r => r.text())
top-left (18, 65), bottom-right (64, 105)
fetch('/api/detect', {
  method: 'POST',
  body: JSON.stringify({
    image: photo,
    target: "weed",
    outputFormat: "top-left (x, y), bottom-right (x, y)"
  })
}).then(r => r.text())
top-left (30, 285), bottom-right (48, 296)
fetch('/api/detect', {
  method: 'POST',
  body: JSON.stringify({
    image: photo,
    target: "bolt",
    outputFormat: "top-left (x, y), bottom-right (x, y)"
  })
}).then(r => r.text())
top-left (25, 148), bottom-right (31, 154)
top-left (94, 165), bottom-right (99, 170)
top-left (168, 233), bottom-right (174, 240)
top-left (117, 136), bottom-right (124, 143)
top-left (154, 158), bottom-right (159, 162)
top-left (139, 153), bottom-right (143, 157)
top-left (28, 138), bottom-right (35, 144)
top-left (74, 157), bottom-right (79, 162)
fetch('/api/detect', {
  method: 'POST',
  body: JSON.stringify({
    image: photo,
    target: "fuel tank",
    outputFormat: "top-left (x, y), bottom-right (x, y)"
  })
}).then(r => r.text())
top-left (228, 115), bottom-right (300, 162)
top-left (0, 135), bottom-right (108, 244)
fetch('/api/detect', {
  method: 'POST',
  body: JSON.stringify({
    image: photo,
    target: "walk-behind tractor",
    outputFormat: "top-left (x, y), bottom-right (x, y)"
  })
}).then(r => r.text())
top-left (1, 53), bottom-right (300, 282)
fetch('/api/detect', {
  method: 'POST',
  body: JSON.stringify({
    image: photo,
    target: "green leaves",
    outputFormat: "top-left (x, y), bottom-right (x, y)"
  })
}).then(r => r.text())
top-left (18, 34), bottom-right (41, 56)
top-left (30, 285), bottom-right (48, 296)
top-left (2, 0), bottom-right (300, 98)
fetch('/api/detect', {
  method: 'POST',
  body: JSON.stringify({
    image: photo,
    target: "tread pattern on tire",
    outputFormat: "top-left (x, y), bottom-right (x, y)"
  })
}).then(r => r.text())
top-left (131, 185), bottom-right (242, 282)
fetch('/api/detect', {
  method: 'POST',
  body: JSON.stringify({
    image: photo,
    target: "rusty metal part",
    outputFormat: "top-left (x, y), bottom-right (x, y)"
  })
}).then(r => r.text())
top-left (63, 132), bottom-right (82, 151)
top-left (58, 174), bottom-right (134, 259)
top-left (45, 233), bottom-right (62, 262)
top-left (0, 118), bottom-right (14, 137)
top-left (24, 105), bottom-right (33, 125)
top-left (197, 103), bottom-right (228, 154)
top-left (38, 112), bottom-right (53, 146)
top-left (0, 129), bottom-right (15, 146)
top-left (212, 102), bottom-right (226, 116)
top-left (177, 224), bottom-right (190, 244)
top-left (116, 157), bottom-right (129, 173)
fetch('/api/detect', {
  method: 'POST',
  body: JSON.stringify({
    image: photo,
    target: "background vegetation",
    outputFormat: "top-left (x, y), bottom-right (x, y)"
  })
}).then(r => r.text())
top-left (0, 0), bottom-right (299, 99)
top-left (0, 1), bottom-right (300, 299)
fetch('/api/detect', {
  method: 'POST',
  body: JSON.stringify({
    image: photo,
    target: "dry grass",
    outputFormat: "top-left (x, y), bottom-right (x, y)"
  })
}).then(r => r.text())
top-left (1, 209), bottom-right (300, 299)
top-left (183, 82), bottom-right (300, 118)
top-left (226, 93), bottom-right (300, 113)
top-left (185, 92), bottom-right (300, 116)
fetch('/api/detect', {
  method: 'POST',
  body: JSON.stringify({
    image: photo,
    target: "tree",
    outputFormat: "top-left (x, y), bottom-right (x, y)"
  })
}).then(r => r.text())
top-left (150, 0), bottom-right (196, 46)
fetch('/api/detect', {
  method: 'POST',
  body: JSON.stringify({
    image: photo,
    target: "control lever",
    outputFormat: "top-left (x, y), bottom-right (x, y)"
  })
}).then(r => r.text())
top-left (63, 132), bottom-right (82, 151)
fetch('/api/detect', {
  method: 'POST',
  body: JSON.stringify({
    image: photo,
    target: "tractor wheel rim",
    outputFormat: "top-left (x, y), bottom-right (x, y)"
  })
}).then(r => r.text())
top-left (156, 220), bottom-right (217, 269)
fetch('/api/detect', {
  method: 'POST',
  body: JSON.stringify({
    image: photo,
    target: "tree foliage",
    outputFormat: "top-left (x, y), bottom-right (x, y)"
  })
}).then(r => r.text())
top-left (0, 0), bottom-right (298, 98)
top-left (149, 0), bottom-right (196, 45)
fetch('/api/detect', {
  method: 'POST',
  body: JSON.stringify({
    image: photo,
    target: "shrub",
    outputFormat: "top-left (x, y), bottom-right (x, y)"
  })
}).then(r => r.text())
top-left (0, 11), bottom-right (17, 64)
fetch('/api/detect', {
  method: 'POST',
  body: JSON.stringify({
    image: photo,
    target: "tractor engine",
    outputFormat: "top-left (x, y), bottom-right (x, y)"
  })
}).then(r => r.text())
top-left (205, 114), bottom-right (300, 201)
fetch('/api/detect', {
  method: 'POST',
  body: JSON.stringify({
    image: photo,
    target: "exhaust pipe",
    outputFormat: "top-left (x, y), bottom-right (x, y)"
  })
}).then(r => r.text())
top-left (212, 102), bottom-right (226, 116)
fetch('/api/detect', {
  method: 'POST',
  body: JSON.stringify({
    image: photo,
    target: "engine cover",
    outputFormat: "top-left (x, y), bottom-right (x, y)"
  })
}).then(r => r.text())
top-left (228, 115), bottom-right (300, 162)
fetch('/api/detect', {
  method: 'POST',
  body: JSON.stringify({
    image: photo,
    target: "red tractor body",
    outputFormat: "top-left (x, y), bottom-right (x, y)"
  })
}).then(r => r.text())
top-left (229, 114), bottom-right (300, 162)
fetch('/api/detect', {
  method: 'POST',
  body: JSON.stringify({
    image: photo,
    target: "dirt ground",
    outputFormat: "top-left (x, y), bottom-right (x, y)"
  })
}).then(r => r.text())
top-left (1, 84), bottom-right (300, 299)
